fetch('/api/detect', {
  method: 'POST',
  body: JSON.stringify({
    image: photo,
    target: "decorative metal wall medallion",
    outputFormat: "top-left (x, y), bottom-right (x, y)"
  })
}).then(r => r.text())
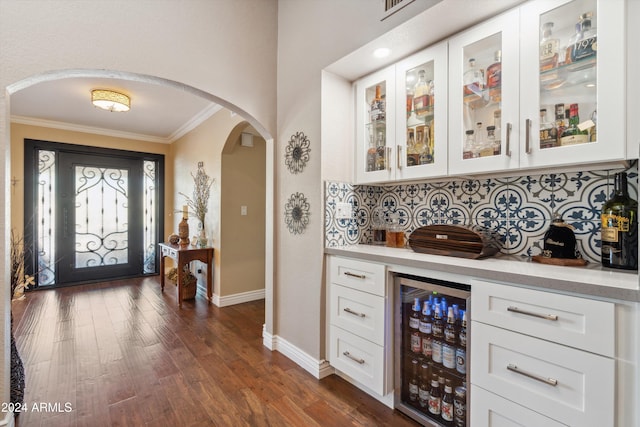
top-left (285, 131), bottom-right (311, 174)
top-left (285, 192), bottom-right (310, 234)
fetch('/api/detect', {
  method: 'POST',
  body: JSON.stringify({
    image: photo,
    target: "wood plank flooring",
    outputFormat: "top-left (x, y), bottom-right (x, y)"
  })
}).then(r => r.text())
top-left (11, 276), bottom-right (418, 426)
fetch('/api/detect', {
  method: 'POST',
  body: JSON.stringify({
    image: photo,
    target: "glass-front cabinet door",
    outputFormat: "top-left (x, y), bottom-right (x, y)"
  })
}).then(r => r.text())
top-left (395, 41), bottom-right (448, 180)
top-left (448, 10), bottom-right (520, 175)
top-left (519, 0), bottom-right (625, 169)
top-left (355, 66), bottom-right (396, 184)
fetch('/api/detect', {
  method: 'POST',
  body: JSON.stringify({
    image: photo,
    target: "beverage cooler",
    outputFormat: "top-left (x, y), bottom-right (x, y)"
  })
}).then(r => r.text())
top-left (394, 274), bottom-right (470, 427)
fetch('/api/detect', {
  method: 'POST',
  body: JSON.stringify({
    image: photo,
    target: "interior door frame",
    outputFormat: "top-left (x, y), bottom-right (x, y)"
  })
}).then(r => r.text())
top-left (23, 139), bottom-right (165, 288)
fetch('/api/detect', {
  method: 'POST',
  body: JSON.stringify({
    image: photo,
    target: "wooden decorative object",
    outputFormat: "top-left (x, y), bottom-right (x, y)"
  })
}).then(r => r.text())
top-left (531, 255), bottom-right (588, 266)
top-left (408, 224), bottom-right (502, 259)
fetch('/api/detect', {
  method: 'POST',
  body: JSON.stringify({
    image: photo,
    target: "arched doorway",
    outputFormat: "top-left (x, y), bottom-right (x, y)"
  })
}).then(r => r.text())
top-left (4, 68), bottom-right (275, 335)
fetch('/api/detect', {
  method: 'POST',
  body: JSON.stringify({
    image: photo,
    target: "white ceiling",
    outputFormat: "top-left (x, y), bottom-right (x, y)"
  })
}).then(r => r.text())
top-left (10, 77), bottom-right (220, 144)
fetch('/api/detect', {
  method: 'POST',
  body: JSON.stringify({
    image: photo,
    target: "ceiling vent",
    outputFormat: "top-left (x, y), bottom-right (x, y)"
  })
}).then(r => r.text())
top-left (382, 0), bottom-right (415, 20)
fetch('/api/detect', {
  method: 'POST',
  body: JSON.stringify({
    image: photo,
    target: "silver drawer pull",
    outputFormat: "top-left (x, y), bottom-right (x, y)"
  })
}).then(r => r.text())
top-left (343, 351), bottom-right (365, 365)
top-left (507, 306), bottom-right (558, 321)
top-left (344, 271), bottom-right (366, 279)
top-left (507, 364), bottom-right (558, 387)
top-left (343, 307), bottom-right (366, 318)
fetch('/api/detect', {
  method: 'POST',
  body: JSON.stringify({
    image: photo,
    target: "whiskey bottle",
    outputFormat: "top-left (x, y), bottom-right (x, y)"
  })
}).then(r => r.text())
top-left (540, 22), bottom-right (560, 71)
top-left (601, 172), bottom-right (638, 270)
top-left (560, 103), bottom-right (589, 146)
top-left (370, 85), bottom-right (385, 122)
top-left (486, 50), bottom-right (502, 103)
top-left (539, 108), bottom-right (557, 149)
top-left (463, 58), bottom-right (484, 103)
top-left (413, 70), bottom-right (430, 117)
top-left (572, 12), bottom-right (597, 63)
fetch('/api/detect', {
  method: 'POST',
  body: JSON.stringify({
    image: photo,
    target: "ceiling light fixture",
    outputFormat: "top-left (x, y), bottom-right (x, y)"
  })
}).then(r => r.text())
top-left (91, 89), bottom-right (131, 112)
top-left (373, 47), bottom-right (391, 58)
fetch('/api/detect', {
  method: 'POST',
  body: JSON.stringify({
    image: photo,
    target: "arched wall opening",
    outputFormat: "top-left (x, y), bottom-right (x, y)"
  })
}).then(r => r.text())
top-left (2, 69), bottom-right (275, 378)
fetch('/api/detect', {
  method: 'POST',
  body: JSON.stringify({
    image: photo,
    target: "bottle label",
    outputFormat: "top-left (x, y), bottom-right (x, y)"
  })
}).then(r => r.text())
top-left (432, 341), bottom-right (443, 364)
top-left (422, 336), bottom-right (433, 358)
top-left (409, 317), bottom-right (420, 329)
top-left (419, 321), bottom-right (432, 334)
top-left (442, 401), bottom-right (454, 422)
top-left (411, 333), bottom-right (422, 353)
top-left (409, 383), bottom-right (419, 400)
top-left (428, 396), bottom-right (441, 415)
top-left (419, 389), bottom-right (429, 407)
top-left (442, 344), bottom-right (455, 369)
top-left (456, 348), bottom-right (466, 374)
top-left (572, 36), bottom-right (597, 62)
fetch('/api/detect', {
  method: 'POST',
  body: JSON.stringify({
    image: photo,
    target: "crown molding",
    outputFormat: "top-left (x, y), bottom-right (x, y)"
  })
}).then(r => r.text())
top-left (10, 103), bottom-right (223, 145)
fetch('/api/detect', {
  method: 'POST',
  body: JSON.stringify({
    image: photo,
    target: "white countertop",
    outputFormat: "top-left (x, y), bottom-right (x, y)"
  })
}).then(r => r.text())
top-left (325, 245), bottom-right (640, 302)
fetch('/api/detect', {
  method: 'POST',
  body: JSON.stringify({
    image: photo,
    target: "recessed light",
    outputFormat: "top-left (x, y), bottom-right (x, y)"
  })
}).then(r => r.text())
top-left (373, 48), bottom-right (391, 58)
top-left (585, 83), bottom-right (596, 88)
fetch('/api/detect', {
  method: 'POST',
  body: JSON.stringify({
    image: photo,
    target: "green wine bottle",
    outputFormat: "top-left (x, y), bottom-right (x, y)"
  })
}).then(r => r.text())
top-left (601, 172), bottom-right (638, 270)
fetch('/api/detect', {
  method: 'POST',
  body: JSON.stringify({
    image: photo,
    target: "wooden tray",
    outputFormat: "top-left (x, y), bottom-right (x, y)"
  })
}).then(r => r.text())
top-left (408, 224), bottom-right (502, 259)
top-left (532, 255), bottom-right (588, 267)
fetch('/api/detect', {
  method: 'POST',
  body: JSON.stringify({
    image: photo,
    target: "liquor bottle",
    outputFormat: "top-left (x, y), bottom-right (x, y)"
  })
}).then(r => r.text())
top-left (539, 108), bottom-right (557, 149)
top-left (486, 50), bottom-right (502, 103)
top-left (406, 128), bottom-right (419, 167)
top-left (408, 358), bottom-right (420, 402)
top-left (431, 305), bottom-right (444, 366)
top-left (413, 70), bottom-right (430, 117)
top-left (572, 12), bottom-right (597, 63)
top-left (601, 172), bottom-right (638, 270)
top-left (441, 380), bottom-right (454, 426)
top-left (428, 374), bottom-right (442, 416)
top-left (366, 133), bottom-right (377, 172)
top-left (409, 297), bottom-right (422, 354)
top-left (456, 310), bottom-right (467, 375)
top-left (442, 307), bottom-right (457, 370)
top-left (463, 130), bottom-right (475, 160)
top-left (454, 386), bottom-right (467, 427)
top-left (554, 103), bottom-right (566, 143)
top-left (463, 58), bottom-right (484, 103)
top-left (419, 300), bottom-right (433, 361)
top-left (560, 103), bottom-right (589, 146)
top-left (370, 85), bottom-right (385, 122)
top-left (486, 125), bottom-right (499, 157)
top-left (418, 363), bottom-right (431, 409)
top-left (540, 22), bottom-right (560, 71)
top-left (565, 22), bottom-right (581, 66)
top-left (418, 125), bottom-right (433, 165)
top-left (375, 131), bottom-right (386, 170)
top-left (493, 109), bottom-right (502, 155)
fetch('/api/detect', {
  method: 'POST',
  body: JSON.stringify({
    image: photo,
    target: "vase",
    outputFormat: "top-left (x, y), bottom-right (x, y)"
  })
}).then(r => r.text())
top-left (198, 223), bottom-right (208, 247)
top-left (178, 216), bottom-right (189, 246)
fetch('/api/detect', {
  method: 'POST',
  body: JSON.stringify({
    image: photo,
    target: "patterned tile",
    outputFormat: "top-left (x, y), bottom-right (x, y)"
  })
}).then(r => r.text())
top-left (324, 163), bottom-right (639, 262)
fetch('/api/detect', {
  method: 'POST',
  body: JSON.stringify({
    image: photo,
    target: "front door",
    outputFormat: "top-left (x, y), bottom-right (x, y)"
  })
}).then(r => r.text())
top-left (56, 152), bottom-right (144, 284)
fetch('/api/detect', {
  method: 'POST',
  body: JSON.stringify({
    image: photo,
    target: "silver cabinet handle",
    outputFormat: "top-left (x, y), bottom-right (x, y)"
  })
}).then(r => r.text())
top-left (344, 271), bottom-right (366, 279)
top-left (507, 364), bottom-right (558, 387)
top-left (397, 145), bottom-right (402, 169)
top-left (343, 351), bottom-right (365, 364)
top-left (505, 122), bottom-right (512, 157)
top-left (387, 146), bottom-right (392, 172)
top-left (507, 306), bottom-right (558, 321)
top-left (525, 118), bottom-right (532, 154)
top-left (343, 307), bottom-right (366, 318)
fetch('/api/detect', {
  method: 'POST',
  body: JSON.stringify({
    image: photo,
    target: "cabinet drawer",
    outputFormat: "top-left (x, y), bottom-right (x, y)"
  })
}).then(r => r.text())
top-left (330, 284), bottom-right (385, 346)
top-left (471, 279), bottom-right (614, 356)
top-left (329, 325), bottom-right (386, 395)
top-left (329, 256), bottom-right (386, 296)
top-left (470, 384), bottom-right (565, 427)
top-left (471, 322), bottom-right (614, 427)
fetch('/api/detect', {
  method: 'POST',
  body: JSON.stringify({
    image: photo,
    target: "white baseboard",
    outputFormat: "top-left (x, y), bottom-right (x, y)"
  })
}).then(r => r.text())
top-left (199, 286), bottom-right (265, 307)
top-left (262, 326), bottom-right (334, 379)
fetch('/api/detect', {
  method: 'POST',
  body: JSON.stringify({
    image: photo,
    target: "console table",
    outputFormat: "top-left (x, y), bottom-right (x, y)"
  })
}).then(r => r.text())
top-left (159, 243), bottom-right (214, 306)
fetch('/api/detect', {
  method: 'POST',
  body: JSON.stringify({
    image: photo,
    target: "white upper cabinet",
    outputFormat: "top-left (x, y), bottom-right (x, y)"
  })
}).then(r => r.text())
top-left (448, 10), bottom-right (520, 175)
top-left (449, 0), bottom-right (626, 176)
top-left (355, 42), bottom-right (448, 184)
top-left (355, 66), bottom-right (396, 184)
top-left (394, 41), bottom-right (449, 181)
top-left (519, 0), bottom-right (625, 169)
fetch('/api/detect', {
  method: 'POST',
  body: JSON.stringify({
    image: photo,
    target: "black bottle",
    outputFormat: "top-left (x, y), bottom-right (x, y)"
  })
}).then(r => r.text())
top-left (601, 172), bottom-right (638, 270)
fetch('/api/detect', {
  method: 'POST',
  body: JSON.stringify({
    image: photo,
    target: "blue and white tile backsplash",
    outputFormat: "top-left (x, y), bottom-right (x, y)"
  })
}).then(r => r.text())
top-left (325, 164), bottom-right (638, 263)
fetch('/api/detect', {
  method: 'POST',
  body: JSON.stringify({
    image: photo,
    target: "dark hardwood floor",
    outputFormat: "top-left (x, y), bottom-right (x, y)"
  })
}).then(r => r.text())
top-left (11, 276), bottom-right (417, 426)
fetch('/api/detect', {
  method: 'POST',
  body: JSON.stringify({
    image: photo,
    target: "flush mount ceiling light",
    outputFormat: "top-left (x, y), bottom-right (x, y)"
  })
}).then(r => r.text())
top-left (91, 89), bottom-right (131, 112)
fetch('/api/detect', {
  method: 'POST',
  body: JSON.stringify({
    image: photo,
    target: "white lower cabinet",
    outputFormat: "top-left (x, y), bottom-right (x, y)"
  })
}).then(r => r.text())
top-left (471, 385), bottom-right (566, 427)
top-left (471, 280), bottom-right (615, 427)
top-left (327, 256), bottom-right (391, 397)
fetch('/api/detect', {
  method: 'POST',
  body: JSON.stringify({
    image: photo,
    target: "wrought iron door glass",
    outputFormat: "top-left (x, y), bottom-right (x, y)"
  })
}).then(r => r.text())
top-left (37, 150), bottom-right (56, 286)
top-left (73, 166), bottom-right (129, 268)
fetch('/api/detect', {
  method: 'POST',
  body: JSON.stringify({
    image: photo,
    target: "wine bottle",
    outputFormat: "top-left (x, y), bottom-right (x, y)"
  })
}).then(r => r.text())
top-left (601, 172), bottom-right (638, 270)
